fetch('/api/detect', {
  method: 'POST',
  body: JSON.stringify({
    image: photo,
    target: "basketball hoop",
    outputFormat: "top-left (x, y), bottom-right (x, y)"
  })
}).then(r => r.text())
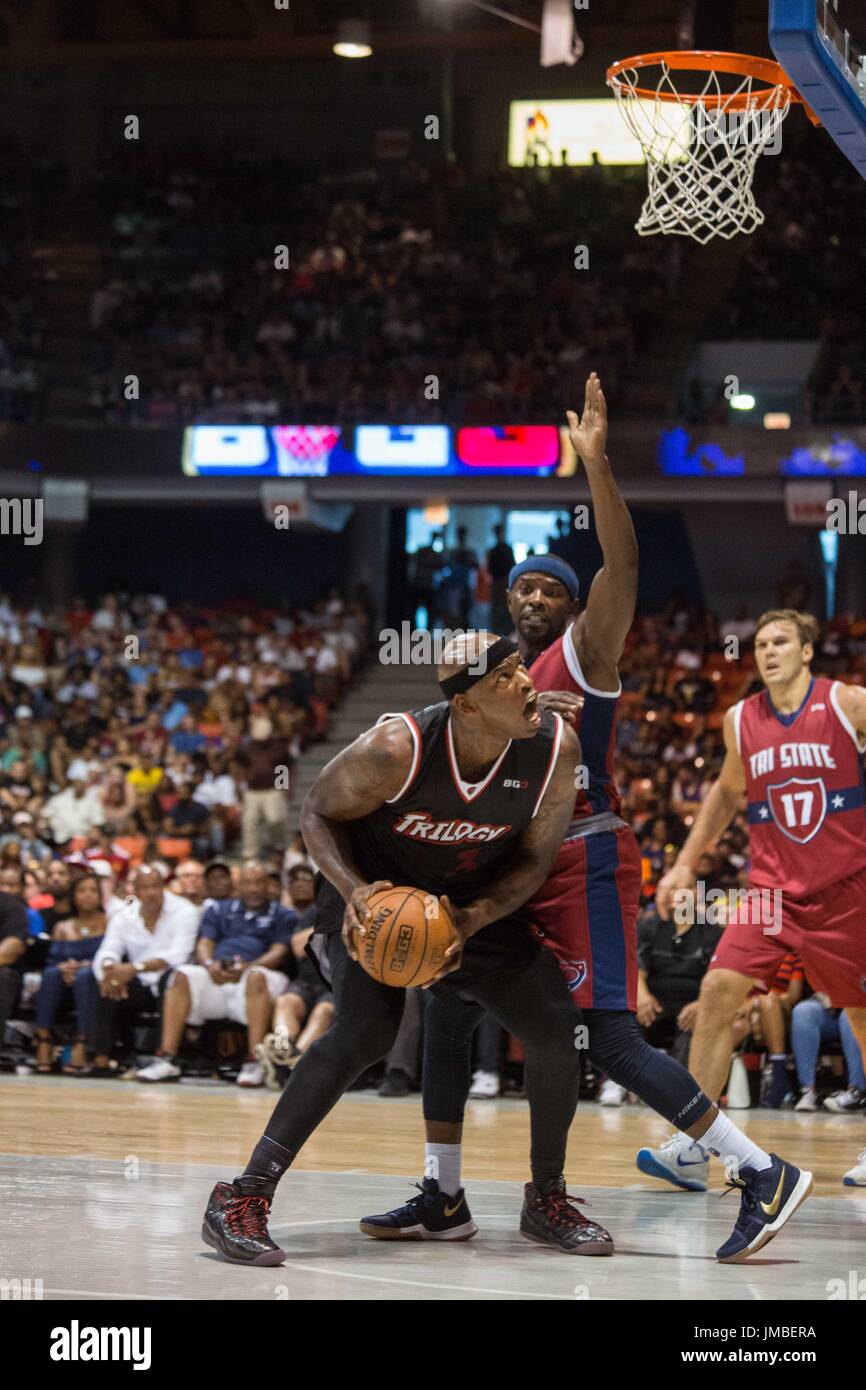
top-left (606, 51), bottom-right (816, 243)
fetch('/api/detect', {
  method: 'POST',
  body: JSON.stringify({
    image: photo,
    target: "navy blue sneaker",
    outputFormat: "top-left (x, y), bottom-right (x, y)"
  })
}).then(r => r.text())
top-left (359, 1177), bottom-right (478, 1241)
top-left (716, 1153), bottom-right (813, 1263)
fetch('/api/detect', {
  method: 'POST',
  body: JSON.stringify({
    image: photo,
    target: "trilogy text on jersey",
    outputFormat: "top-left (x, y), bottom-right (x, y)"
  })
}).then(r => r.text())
top-left (392, 811), bottom-right (513, 844)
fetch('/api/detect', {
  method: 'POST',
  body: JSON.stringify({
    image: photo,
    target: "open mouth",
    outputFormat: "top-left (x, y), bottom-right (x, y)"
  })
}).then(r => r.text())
top-left (523, 691), bottom-right (541, 724)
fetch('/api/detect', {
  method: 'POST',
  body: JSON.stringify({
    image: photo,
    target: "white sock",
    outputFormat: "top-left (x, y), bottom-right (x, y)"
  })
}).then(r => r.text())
top-left (425, 1143), bottom-right (462, 1197)
top-left (698, 1113), bottom-right (773, 1174)
top-left (667, 1130), bottom-right (704, 1152)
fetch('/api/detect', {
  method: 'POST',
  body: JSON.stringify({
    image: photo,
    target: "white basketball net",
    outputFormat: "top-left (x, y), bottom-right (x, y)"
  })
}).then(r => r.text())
top-left (608, 60), bottom-right (793, 244)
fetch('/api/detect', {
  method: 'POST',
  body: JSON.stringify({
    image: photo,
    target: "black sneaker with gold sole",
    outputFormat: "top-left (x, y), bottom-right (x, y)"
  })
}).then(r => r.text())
top-left (360, 1177), bottom-right (478, 1241)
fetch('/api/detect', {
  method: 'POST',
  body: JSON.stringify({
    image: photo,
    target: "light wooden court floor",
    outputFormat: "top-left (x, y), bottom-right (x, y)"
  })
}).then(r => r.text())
top-left (2, 1076), bottom-right (865, 1301)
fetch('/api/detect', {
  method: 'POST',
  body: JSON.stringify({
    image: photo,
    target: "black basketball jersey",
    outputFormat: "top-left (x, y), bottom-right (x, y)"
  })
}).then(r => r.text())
top-left (340, 701), bottom-right (565, 911)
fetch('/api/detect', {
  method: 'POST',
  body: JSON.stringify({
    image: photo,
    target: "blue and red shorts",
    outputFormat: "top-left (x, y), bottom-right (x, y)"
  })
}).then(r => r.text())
top-left (524, 815), bottom-right (642, 1012)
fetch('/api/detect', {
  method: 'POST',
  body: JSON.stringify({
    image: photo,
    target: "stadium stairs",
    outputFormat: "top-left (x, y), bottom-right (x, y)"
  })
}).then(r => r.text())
top-left (286, 662), bottom-right (436, 841)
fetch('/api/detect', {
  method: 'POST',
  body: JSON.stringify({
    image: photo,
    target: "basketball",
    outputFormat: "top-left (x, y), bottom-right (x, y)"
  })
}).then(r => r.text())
top-left (353, 887), bottom-right (455, 987)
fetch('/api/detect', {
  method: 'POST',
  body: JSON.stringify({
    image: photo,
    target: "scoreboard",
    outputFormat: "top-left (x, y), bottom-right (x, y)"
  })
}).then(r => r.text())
top-left (183, 424), bottom-right (579, 478)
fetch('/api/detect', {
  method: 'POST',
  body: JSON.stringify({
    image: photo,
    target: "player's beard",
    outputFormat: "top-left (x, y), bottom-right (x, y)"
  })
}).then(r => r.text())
top-left (516, 608), bottom-right (563, 662)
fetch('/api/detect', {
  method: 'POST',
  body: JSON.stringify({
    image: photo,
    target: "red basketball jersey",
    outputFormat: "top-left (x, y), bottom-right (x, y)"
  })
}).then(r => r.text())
top-left (529, 623), bottom-right (621, 820)
top-left (734, 676), bottom-right (866, 898)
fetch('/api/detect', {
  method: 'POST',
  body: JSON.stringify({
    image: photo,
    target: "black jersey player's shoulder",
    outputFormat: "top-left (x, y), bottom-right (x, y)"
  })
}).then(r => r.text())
top-left (336, 712), bottom-right (418, 795)
top-left (363, 710), bottom-right (421, 761)
top-left (367, 702), bottom-right (448, 805)
top-left (375, 701), bottom-right (448, 734)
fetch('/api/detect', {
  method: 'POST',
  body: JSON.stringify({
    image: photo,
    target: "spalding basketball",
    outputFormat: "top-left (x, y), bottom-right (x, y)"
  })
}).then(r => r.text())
top-left (353, 887), bottom-right (455, 987)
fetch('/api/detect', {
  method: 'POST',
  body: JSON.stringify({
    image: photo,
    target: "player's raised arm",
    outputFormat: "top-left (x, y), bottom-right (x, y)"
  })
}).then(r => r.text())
top-left (429, 721), bottom-right (581, 981)
top-left (655, 706), bottom-right (747, 920)
top-left (567, 372), bottom-right (638, 678)
top-left (300, 719), bottom-right (413, 950)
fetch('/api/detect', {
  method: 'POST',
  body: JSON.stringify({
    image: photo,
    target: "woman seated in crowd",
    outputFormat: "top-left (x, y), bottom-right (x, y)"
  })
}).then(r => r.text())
top-left (792, 990), bottom-right (866, 1113)
top-left (33, 871), bottom-right (106, 1074)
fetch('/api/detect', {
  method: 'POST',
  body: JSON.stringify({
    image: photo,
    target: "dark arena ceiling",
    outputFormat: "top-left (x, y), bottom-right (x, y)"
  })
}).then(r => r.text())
top-left (0, 1), bottom-right (780, 63)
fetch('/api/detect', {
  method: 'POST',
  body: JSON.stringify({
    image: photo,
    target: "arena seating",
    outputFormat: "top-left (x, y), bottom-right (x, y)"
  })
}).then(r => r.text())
top-left (4, 587), bottom-right (865, 1085)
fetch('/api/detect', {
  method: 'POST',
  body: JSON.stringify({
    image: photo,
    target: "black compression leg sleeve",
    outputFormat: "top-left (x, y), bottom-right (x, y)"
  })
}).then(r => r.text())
top-left (586, 1008), bottom-right (713, 1131)
top-left (469, 950), bottom-right (582, 1187)
top-left (243, 933), bottom-right (405, 1188)
top-left (422, 992), bottom-right (485, 1126)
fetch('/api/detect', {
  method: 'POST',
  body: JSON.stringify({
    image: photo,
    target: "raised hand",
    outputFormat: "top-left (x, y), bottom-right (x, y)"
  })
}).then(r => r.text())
top-left (566, 371), bottom-right (607, 468)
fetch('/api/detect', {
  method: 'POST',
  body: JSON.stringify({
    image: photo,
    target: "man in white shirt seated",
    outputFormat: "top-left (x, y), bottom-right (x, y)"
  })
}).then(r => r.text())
top-left (44, 765), bottom-right (105, 846)
top-left (87, 866), bottom-right (199, 1075)
top-left (136, 862), bottom-right (294, 1088)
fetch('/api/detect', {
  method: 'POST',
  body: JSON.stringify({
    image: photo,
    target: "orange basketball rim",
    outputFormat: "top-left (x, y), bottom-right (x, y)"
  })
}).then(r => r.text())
top-left (607, 49), bottom-right (819, 121)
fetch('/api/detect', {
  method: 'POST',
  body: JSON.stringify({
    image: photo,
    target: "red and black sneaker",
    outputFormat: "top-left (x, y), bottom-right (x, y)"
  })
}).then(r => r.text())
top-left (201, 1178), bottom-right (286, 1266)
top-left (520, 1177), bottom-right (614, 1255)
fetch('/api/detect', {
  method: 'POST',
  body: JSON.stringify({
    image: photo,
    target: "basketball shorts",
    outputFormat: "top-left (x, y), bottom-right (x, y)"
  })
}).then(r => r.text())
top-left (285, 970), bottom-right (333, 1012)
top-left (708, 863), bottom-right (866, 1008)
top-left (176, 963), bottom-right (289, 1025)
top-left (523, 814), bottom-right (642, 1012)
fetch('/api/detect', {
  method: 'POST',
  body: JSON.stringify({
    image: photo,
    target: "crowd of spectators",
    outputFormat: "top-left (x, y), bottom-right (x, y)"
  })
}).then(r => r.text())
top-left (3, 135), bottom-right (862, 429)
top-left (0, 143), bottom-right (63, 424)
top-left (0, 146), bottom-right (681, 427)
top-left (0, 579), bottom-right (375, 1074)
top-left (81, 154), bottom-right (680, 427)
top-left (3, 578), bottom-right (865, 1109)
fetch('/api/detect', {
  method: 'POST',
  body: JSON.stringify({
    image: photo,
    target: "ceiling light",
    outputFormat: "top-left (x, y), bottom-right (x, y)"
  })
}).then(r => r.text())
top-left (334, 19), bottom-right (372, 58)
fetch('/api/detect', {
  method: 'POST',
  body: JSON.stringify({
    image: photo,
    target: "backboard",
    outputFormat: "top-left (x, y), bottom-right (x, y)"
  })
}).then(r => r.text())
top-left (769, 0), bottom-right (866, 177)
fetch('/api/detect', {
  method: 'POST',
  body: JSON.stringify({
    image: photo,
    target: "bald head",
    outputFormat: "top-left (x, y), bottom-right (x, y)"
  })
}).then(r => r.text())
top-left (133, 863), bottom-right (166, 915)
top-left (433, 626), bottom-right (540, 748)
top-left (134, 864), bottom-right (165, 888)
